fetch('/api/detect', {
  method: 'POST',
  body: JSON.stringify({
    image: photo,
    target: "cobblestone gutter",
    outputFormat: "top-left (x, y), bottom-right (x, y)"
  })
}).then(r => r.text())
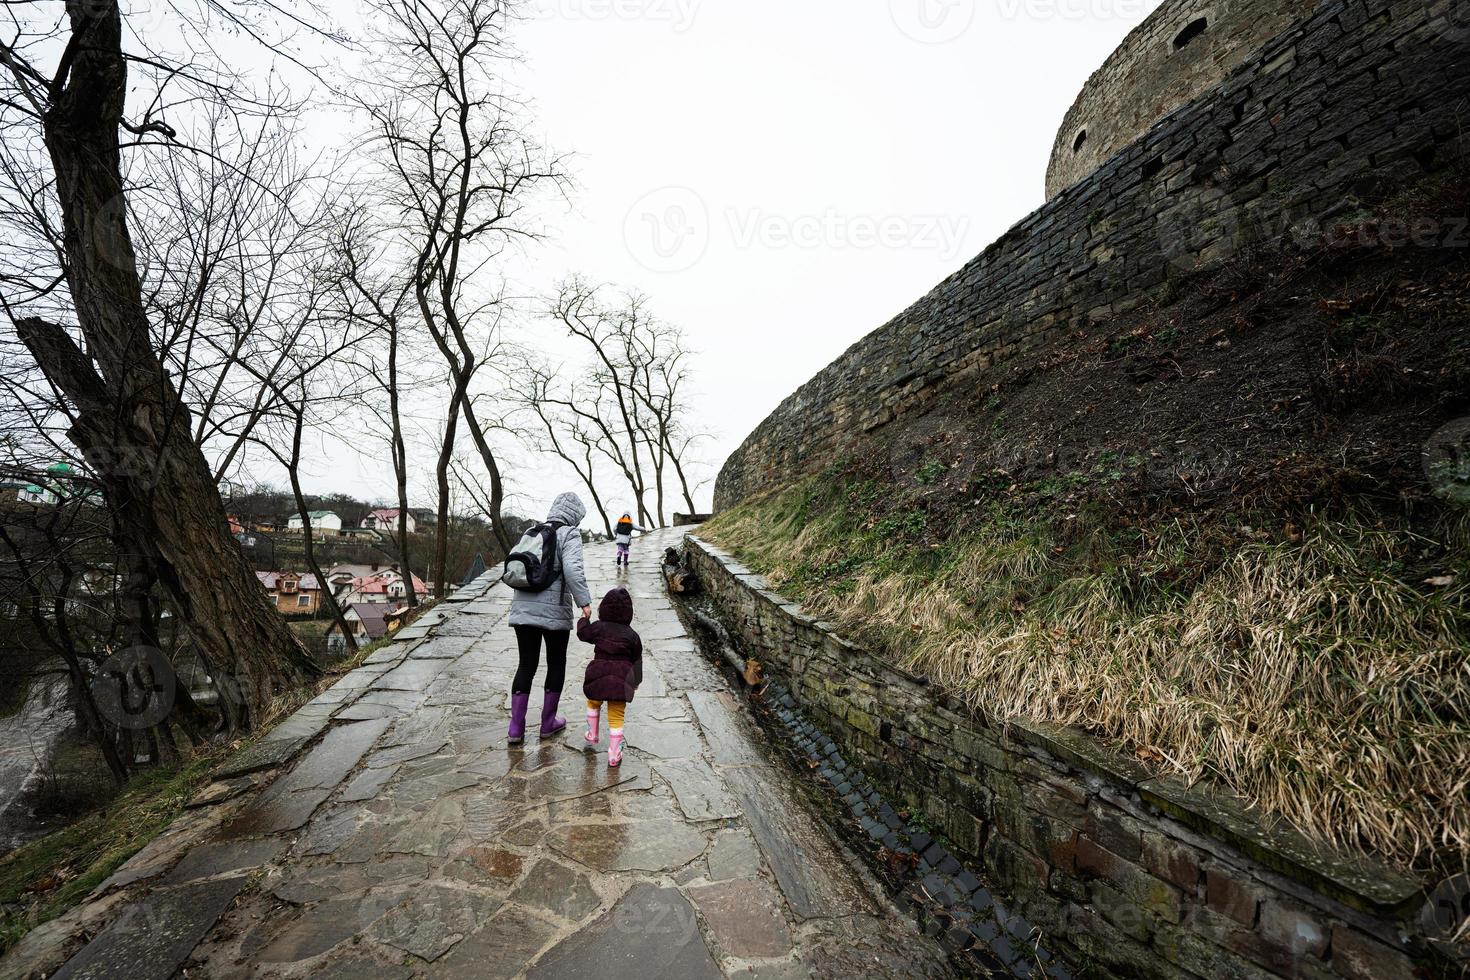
top-left (685, 535), bottom-right (1459, 980)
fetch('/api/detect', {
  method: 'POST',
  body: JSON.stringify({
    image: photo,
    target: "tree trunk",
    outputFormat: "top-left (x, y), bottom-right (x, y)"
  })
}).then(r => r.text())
top-left (17, 0), bottom-right (315, 733)
top-left (287, 414), bottom-right (356, 656)
top-left (388, 321), bottom-right (417, 607)
top-left (460, 396), bottom-right (514, 555)
top-left (434, 384), bottom-right (465, 599)
top-left (669, 444), bottom-right (698, 515)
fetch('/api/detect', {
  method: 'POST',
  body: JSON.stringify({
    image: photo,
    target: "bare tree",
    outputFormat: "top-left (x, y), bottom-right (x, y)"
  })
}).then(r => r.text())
top-left (542, 279), bottom-right (707, 528)
top-left (0, 1), bottom-right (324, 732)
top-left (258, 379), bottom-right (362, 656)
top-left (553, 280), bottom-right (655, 525)
top-left (623, 316), bottom-right (704, 517)
top-left (518, 363), bottom-right (616, 538)
top-left (356, 0), bottom-right (568, 595)
top-left (331, 214), bottom-right (423, 607)
top-left (238, 224), bottom-right (373, 655)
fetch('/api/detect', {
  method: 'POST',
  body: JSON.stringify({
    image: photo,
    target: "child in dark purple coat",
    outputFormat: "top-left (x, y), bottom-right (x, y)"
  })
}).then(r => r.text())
top-left (578, 587), bottom-right (643, 767)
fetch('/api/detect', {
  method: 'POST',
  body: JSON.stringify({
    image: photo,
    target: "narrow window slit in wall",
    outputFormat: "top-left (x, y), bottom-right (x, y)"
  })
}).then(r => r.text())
top-left (1174, 16), bottom-right (1210, 51)
top-left (1072, 128), bottom-right (1089, 154)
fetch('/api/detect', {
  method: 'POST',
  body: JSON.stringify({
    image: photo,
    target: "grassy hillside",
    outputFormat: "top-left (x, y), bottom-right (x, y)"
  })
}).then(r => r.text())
top-left (703, 174), bottom-right (1470, 876)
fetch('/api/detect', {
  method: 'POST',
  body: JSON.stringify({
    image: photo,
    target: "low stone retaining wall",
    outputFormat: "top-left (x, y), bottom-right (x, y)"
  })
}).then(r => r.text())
top-left (685, 535), bottom-right (1456, 979)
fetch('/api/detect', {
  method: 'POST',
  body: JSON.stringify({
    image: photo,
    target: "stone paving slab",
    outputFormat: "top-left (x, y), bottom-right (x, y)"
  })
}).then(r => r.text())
top-left (688, 877), bottom-right (795, 959)
top-left (29, 530), bottom-right (953, 980)
top-left (526, 883), bottom-right (722, 980)
top-left (653, 757), bottom-right (743, 821)
top-left (724, 766), bottom-right (877, 921)
top-left (160, 838), bottom-right (287, 885)
top-left (51, 874), bottom-right (248, 980)
top-left (689, 690), bottom-right (766, 766)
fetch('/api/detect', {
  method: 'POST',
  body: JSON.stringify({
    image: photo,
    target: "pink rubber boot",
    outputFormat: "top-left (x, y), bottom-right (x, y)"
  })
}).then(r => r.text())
top-left (608, 730), bottom-right (624, 768)
top-left (585, 706), bottom-right (601, 744)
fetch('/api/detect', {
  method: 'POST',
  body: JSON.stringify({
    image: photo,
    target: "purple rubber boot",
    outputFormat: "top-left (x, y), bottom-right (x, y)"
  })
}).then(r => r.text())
top-left (507, 692), bottom-right (530, 745)
top-left (540, 691), bottom-right (567, 738)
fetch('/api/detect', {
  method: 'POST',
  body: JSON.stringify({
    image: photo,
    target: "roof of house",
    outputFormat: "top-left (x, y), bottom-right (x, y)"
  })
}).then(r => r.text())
top-left (368, 508), bottom-right (405, 521)
top-left (345, 602), bottom-right (407, 639)
top-left (349, 575), bottom-right (391, 595)
top-left (333, 570), bottom-right (427, 595)
top-left (290, 510), bottom-right (339, 521)
top-left (461, 553), bottom-right (488, 586)
top-left (256, 571), bottom-right (322, 590)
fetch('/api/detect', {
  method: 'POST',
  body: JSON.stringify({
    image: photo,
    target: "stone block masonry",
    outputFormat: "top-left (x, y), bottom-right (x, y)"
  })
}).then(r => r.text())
top-left (1045, 0), bottom-right (1321, 200)
top-left (686, 534), bottom-right (1455, 979)
top-left (715, 0), bottom-right (1470, 510)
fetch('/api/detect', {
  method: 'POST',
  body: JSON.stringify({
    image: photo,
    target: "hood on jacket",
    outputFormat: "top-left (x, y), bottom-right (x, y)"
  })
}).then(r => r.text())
top-left (598, 587), bottom-right (634, 624)
top-left (547, 491), bottom-right (587, 527)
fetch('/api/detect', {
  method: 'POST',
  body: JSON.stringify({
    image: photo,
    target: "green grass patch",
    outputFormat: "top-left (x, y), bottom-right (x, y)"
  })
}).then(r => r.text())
top-left (0, 644), bottom-right (363, 955)
top-left (0, 750), bottom-right (225, 954)
top-left (704, 475), bottom-right (1470, 875)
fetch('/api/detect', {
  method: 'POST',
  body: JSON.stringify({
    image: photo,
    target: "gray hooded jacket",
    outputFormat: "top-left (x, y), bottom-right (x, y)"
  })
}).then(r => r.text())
top-left (509, 492), bottom-right (593, 631)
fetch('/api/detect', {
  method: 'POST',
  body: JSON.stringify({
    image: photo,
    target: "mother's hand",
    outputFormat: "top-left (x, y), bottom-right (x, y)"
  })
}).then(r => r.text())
top-left (581, 605), bottom-right (593, 620)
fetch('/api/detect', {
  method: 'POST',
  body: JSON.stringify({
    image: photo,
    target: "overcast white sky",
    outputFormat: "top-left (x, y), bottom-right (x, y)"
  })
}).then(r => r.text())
top-left (286, 0), bottom-right (1164, 519)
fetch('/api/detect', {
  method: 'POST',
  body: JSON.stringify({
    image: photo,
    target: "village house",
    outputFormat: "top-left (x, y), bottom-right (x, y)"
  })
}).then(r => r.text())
top-left (361, 508), bottom-right (415, 535)
top-left (226, 515), bottom-right (257, 547)
top-left (10, 463), bottom-right (101, 507)
top-left (332, 569), bottom-right (428, 606)
top-left (255, 571), bottom-right (326, 615)
top-left (286, 511), bottom-right (343, 534)
top-left (326, 562), bottom-right (390, 584)
top-left (326, 602), bottom-right (408, 651)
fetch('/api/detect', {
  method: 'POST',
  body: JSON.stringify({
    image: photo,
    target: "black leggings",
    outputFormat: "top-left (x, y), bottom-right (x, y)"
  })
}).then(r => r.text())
top-left (512, 626), bottom-right (569, 695)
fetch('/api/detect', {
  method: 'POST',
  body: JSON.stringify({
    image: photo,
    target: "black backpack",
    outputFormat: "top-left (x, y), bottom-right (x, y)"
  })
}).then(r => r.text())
top-left (501, 521), bottom-right (565, 592)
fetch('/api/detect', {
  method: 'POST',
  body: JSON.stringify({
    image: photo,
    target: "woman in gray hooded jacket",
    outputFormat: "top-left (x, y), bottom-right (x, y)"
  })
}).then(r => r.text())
top-left (507, 491), bottom-right (594, 743)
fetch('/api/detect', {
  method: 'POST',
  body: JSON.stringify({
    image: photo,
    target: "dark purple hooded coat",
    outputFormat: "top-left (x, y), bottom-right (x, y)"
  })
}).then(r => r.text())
top-left (579, 588), bottom-right (643, 703)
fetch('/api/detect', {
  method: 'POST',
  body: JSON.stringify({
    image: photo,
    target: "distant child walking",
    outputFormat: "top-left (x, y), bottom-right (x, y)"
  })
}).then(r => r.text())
top-left (579, 587), bottom-right (642, 767)
top-left (613, 513), bottom-right (646, 569)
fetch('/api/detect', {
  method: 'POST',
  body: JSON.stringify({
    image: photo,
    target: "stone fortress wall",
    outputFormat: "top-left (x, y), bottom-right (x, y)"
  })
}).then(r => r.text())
top-left (1045, 0), bottom-right (1321, 200)
top-left (714, 0), bottom-right (1470, 510)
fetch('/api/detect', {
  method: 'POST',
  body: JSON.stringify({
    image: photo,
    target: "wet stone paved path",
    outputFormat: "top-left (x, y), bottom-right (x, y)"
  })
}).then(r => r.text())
top-left (30, 529), bottom-right (956, 980)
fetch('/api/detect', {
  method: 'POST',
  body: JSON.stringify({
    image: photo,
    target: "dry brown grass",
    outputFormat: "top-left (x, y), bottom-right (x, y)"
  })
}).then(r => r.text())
top-left (703, 481), bottom-right (1470, 874)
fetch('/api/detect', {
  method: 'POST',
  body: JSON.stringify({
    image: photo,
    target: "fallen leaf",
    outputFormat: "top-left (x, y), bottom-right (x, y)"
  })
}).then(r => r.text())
top-left (1424, 575), bottom-right (1456, 588)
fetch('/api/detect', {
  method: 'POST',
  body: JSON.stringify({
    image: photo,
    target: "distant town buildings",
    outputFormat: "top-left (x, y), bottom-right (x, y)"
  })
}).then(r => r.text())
top-left (1, 463), bottom-right (102, 508)
top-left (326, 602), bottom-right (410, 650)
top-left (254, 563), bottom-right (426, 616)
top-left (255, 572), bottom-right (326, 614)
top-left (361, 508), bottom-right (416, 535)
top-left (286, 511), bottom-right (343, 533)
top-left (327, 564), bottom-right (428, 605)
